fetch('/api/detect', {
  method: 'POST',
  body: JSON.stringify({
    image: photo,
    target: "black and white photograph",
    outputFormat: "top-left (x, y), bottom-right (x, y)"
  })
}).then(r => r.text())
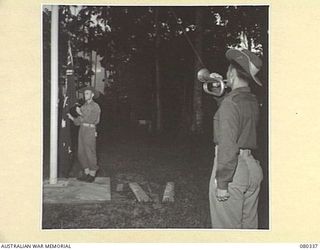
top-left (42, 5), bottom-right (269, 229)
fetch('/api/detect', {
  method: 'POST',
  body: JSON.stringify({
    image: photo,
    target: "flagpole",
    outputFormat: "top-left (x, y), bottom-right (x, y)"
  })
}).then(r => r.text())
top-left (49, 5), bottom-right (59, 184)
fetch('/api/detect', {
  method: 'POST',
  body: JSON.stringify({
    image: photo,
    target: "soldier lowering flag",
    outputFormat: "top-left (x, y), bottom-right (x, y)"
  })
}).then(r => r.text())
top-left (58, 40), bottom-right (77, 177)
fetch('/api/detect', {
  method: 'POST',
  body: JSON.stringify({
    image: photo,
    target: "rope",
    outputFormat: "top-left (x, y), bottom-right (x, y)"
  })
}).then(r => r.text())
top-left (170, 8), bottom-right (206, 68)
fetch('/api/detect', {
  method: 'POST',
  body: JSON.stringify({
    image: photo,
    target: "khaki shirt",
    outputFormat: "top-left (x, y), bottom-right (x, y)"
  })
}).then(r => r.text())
top-left (213, 87), bottom-right (259, 189)
top-left (74, 100), bottom-right (101, 126)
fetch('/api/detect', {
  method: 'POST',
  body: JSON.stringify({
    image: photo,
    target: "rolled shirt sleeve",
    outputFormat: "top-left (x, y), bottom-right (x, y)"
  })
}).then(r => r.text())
top-left (216, 99), bottom-right (240, 190)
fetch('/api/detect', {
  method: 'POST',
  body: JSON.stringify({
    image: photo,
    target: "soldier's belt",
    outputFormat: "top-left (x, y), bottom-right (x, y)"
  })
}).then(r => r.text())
top-left (81, 123), bottom-right (96, 128)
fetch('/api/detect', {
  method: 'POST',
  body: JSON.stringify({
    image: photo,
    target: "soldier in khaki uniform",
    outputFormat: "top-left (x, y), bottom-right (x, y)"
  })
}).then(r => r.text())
top-left (67, 86), bottom-right (101, 183)
top-left (209, 48), bottom-right (264, 229)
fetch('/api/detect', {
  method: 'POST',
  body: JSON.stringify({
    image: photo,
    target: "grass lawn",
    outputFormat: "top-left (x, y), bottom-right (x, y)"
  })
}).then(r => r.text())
top-left (42, 127), bottom-right (268, 229)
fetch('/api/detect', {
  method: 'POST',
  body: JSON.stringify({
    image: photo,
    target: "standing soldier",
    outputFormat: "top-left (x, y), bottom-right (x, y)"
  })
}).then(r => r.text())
top-left (209, 48), bottom-right (264, 229)
top-left (67, 86), bottom-right (101, 183)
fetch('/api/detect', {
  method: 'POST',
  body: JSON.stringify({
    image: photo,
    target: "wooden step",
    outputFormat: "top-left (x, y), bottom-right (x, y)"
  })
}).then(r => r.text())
top-left (43, 177), bottom-right (111, 203)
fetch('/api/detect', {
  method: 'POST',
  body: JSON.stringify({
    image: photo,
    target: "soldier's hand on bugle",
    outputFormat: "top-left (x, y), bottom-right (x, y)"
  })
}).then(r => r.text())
top-left (209, 72), bottom-right (223, 80)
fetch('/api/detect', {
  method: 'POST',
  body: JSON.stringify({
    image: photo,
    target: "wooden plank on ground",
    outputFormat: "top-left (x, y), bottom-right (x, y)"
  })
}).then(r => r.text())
top-left (162, 182), bottom-right (175, 202)
top-left (129, 182), bottom-right (151, 202)
top-left (116, 183), bottom-right (124, 192)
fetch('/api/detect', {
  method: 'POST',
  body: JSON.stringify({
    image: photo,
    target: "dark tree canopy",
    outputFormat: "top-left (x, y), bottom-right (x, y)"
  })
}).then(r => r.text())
top-left (43, 5), bottom-right (268, 133)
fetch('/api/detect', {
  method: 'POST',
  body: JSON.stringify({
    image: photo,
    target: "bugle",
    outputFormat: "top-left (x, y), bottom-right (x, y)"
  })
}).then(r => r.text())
top-left (197, 68), bottom-right (227, 97)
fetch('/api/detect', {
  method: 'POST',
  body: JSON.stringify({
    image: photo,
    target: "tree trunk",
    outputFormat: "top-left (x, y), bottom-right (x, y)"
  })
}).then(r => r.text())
top-left (178, 77), bottom-right (190, 136)
top-left (191, 7), bottom-right (204, 134)
top-left (155, 7), bottom-right (162, 132)
top-left (93, 50), bottom-right (98, 88)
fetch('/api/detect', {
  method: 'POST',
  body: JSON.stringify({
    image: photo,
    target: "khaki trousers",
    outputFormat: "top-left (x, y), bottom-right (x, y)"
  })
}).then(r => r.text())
top-left (209, 146), bottom-right (263, 229)
top-left (78, 125), bottom-right (99, 171)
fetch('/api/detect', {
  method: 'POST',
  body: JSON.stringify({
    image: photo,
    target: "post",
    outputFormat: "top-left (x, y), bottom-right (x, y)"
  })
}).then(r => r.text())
top-left (94, 50), bottom-right (98, 88)
top-left (49, 5), bottom-right (59, 184)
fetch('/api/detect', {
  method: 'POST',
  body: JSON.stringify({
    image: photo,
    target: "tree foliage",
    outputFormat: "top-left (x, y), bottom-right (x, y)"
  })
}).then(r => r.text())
top-left (43, 5), bottom-right (268, 133)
